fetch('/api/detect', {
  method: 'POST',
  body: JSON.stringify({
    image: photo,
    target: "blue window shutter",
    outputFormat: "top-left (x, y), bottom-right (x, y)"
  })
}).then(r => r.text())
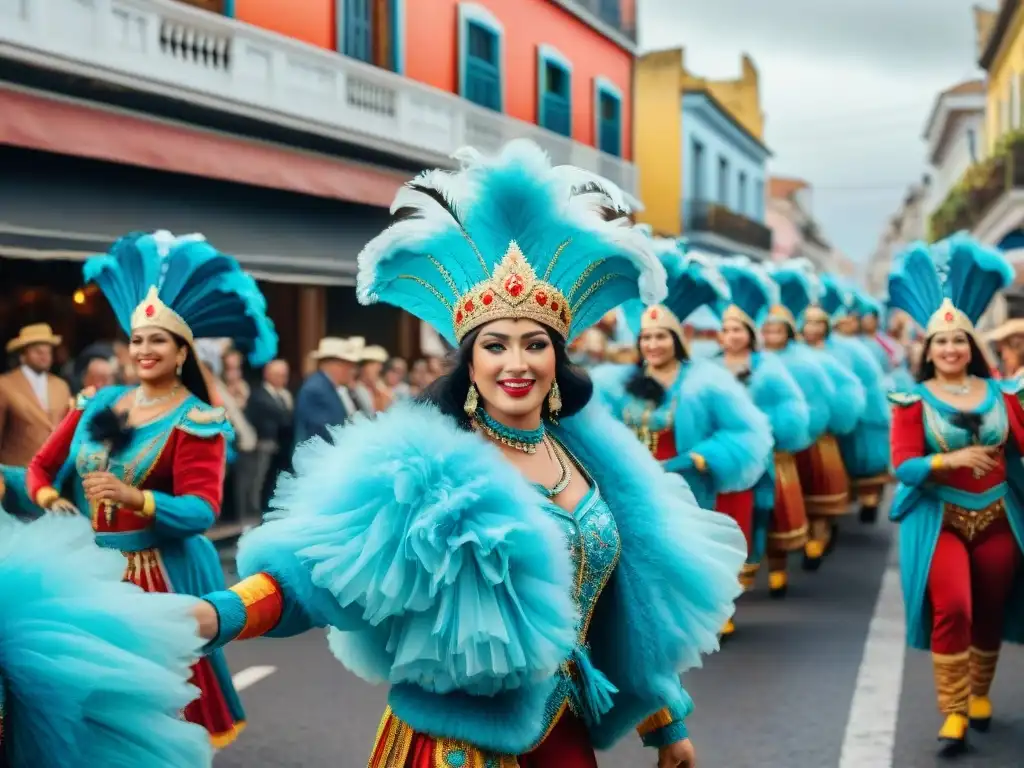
top-left (598, 90), bottom-right (621, 156)
top-left (599, 0), bottom-right (620, 26)
top-left (344, 0), bottom-right (373, 63)
top-left (465, 22), bottom-right (501, 111)
top-left (540, 59), bottom-right (571, 136)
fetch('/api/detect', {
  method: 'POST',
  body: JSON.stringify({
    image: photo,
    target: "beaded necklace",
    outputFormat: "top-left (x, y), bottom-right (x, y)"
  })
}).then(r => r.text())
top-left (473, 407), bottom-right (546, 454)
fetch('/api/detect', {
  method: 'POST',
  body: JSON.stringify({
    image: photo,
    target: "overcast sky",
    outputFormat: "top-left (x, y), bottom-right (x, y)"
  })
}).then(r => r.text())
top-left (637, 0), bottom-right (986, 269)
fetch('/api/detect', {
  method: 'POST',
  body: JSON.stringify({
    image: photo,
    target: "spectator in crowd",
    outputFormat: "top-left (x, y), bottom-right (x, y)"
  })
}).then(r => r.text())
top-left (80, 356), bottom-right (116, 392)
top-left (245, 358), bottom-right (294, 525)
top-left (353, 345), bottom-right (389, 415)
top-left (382, 357), bottom-right (410, 402)
top-left (0, 323), bottom-right (71, 466)
top-left (111, 338), bottom-right (138, 385)
top-left (988, 318), bottom-right (1024, 379)
top-left (408, 358), bottom-right (430, 396)
top-left (222, 348), bottom-right (250, 409)
top-left (294, 336), bottom-right (362, 444)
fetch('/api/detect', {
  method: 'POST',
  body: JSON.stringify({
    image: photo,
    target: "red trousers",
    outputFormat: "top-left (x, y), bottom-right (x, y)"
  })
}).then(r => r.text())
top-left (716, 490), bottom-right (755, 556)
top-left (371, 710), bottom-right (597, 767)
top-left (928, 519), bottom-right (1021, 655)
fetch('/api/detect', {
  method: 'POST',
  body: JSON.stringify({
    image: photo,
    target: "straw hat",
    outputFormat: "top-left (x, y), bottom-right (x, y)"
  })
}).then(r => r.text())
top-left (6, 323), bottom-right (62, 353)
top-left (985, 318), bottom-right (1024, 345)
top-left (359, 345), bottom-right (388, 363)
top-left (310, 337), bottom-right (364, 363)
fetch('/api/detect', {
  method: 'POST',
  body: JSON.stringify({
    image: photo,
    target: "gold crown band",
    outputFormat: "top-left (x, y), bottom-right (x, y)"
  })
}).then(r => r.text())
top-left (453, 243), bottom-right (571, 342)
top-left (764, 304), bottom-right (796, 330)
top-left (130, 285), bottom-right (194, 343)
top-left (802, 305), bottom-right (830, 326)
top-left (640, 303), bottom-right (685, 344)
top-left (722, 303), bottom-right (756, 331)
top-left (925, 298), bottom-right (975, 338)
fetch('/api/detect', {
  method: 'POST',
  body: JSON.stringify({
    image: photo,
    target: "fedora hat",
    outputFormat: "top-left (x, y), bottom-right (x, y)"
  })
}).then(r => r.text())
top-left (311, 336), bottom-right (364, 363)
top-left (986, 318), bottom-right (1024, 344)
top-left (359, 345), bottom-right (388, 363)
top-left (6, 323), bottom-right (62, 353)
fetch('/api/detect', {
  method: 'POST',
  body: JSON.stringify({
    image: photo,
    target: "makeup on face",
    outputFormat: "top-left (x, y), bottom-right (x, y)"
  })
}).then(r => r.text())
top-left (930, 331), bottom-right (971, 376)
top-left (639, 327), bottom-right (677, 369)
top-left (130, 327), bottom-right (181, 382)
top-left (471, 319), bottom-right (556, 424)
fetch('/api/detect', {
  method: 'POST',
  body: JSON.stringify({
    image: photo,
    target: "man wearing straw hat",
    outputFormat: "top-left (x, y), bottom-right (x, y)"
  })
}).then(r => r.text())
top-left (0, 323), bottom-right (72, 466)
top-left (294, 336), bottom-right (364, 444)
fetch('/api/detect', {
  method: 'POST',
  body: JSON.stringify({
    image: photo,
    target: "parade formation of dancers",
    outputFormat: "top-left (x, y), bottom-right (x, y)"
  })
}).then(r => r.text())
top-left (1, 140), bottom-right (1022, 765)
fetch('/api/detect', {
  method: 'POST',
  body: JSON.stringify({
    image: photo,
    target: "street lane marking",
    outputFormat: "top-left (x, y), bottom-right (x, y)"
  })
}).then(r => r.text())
top-left (232, 665), bottom-right (278, 691)
top-left (838, 564), bottom-right (906, 768)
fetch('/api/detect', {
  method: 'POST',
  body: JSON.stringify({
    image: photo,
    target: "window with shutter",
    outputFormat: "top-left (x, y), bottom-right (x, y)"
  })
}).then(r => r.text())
top-left (343, 0), bottom-right (373, 63)
top-left (594, 79), bottom-right (622, 156)
top-left (458, 5), bottom-right (504, 112)
top-left (538, 46), bottom-right (572, 137)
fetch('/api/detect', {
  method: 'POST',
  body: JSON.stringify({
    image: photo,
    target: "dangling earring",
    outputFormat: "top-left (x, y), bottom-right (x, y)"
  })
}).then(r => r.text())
top-left (464, 382), bottom-right (479, 416)
top-left (548, 379), bottom-right (562, 420)
top-left (176, 361), bottom-right (184, 377)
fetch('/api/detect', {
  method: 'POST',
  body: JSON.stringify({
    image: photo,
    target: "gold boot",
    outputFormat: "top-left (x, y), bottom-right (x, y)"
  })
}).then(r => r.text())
top-left (933, 651), bottom-right (970, 757)
top-left (969, 646), bottom-right (999, 732)
top-left (739, 563), bottom-right (759, 593)
top-left (769, 570), bottom-right (788, 599)
top-left (720, 617), bottom-right (736, 641)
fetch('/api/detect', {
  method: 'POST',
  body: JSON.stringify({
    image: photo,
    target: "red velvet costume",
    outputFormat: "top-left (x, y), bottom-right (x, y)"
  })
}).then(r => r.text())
top-left (24, 395), bottom-right (245, 747)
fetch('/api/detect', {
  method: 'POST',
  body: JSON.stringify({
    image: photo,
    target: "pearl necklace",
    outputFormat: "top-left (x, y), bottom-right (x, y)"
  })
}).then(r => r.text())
top-left (134, 383), bottom-right (180, 408)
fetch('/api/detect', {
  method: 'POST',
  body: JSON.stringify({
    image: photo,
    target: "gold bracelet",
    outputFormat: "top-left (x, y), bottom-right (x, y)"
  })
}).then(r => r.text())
top-left (930, 454), bottom-right (944, 471)
top-left (35, 486), bottom-right (59, 509)
top-left (690, 452), bottom-right (707, 473)
top-left (139, 490), bottom-right (156, 518)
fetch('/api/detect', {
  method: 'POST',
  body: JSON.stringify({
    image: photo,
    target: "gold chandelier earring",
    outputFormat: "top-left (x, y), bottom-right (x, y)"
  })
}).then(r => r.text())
top-left (548, 379), bottom-right (562, 420)
top-left (464, 382), bottom-right (479, 416)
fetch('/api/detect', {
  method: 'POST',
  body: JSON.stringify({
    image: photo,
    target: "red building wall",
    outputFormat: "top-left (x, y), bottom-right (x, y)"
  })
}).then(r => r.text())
top-left (232, 0), bottom-right (633, 159)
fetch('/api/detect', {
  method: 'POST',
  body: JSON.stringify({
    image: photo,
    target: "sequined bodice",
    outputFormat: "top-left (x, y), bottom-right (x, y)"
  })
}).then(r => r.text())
top-left (922, 395), bottom-right (1008, 454)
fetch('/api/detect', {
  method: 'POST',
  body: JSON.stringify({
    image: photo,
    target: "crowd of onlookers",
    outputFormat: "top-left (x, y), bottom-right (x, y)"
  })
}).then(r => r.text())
top-left (0, 323), bottom-right (448, 530)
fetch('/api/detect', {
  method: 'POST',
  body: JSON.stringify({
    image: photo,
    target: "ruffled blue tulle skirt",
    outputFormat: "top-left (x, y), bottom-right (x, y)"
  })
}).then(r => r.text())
top-left (0, 510), bottom-right (212, 768)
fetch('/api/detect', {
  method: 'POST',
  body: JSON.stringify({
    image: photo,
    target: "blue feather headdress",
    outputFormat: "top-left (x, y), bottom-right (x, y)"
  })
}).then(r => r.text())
top-left (765, 259), bottom-right (816, 330)
top-left (356, 140), bottom-right (666, 346)
top-left (854, 290), bottom-right (883, 319)
top-left (712, 256), bottom-right (775, 333)
top-left (621, 238), bottom-right (730, 342)
top-left (888, 232), bottom-right (1013, 339)
top-left (84, 231), bottom-right (277, 366)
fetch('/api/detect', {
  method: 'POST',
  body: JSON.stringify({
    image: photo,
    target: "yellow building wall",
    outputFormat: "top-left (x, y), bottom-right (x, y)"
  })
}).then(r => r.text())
top-left (635, 49), bottom-right (684, 235)
top-left (681, 54), bottom-right (765, 141)
top-left (985, 3), bottom-right (1024, 154)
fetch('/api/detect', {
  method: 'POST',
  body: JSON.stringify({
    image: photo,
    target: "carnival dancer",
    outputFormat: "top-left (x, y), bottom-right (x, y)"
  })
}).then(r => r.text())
top-left (708, 258), bottom-right (812, 597)
top-left (592, 240), bottom-right (772, 639)
top-left (817, 275), bottom-right (892, 526)
top-left (0, 506), bottom-right (212, 767)
top-left (855, 292), bottom-right (916, 392)
top-left (191, 141), bottom-right (748, 768)
top-left (6, 231), bottom-right (277, 747)
top-left (793, 273), bottom-right (867, 568)
top-left (886, 234), bottom-right (1024, 756)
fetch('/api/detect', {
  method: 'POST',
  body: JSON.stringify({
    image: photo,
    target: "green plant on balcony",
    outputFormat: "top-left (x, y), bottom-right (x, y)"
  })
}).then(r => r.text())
top-left (929, 130), bottom-right (1024, 241)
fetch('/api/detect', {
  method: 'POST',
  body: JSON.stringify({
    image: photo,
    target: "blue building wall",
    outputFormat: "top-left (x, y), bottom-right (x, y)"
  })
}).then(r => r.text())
top-left (681, 91), bottom-right (770, 225)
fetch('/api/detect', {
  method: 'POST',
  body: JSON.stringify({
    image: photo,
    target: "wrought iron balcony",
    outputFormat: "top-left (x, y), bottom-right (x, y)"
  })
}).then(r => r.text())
top-left (0, 0), bottom-right (638, 193)
top-left (683, 199), bottom-right (773, 252)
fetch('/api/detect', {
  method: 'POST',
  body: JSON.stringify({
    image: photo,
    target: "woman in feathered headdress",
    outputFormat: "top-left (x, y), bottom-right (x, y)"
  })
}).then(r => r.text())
top-left (591, 239), bottom-right (773, 639)
top-left (2, 231), bottom-right (277, 747)
top-left (790, 269), bottom-right (867, 567)
top-left (887, 233), bottom-right (1024, 756)
top-left (818, 276), bottom-right (893, 525)
top-left (0, 509), bottom-right (213, 766)
top-left (192, 142), bottom-right (748, 767)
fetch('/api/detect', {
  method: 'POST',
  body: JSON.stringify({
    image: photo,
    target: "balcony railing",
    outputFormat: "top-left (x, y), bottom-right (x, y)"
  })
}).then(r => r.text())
top-left (683, 199), bottom-right (773, 252)
top-left (0, 0), bottom-right (638, 193)
top-left (930, 133), bottom-right (1024, 241)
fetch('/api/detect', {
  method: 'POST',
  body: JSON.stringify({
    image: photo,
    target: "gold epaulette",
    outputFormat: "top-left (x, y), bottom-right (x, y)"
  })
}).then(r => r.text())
top-left (887, 391), bottom-right (921, 407)
top-left (185, 404), bottom-right (227, 424)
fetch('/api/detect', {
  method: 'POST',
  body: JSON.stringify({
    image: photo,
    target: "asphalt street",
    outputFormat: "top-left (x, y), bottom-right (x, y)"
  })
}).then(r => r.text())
top-left (213, 512), bottom-right (1024, 768)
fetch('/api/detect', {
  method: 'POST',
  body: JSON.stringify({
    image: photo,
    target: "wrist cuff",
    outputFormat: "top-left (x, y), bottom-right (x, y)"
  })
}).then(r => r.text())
top-left (930, 454), bottom-right (944, 471)
top-left (690, 453), bottom-right (707, 473)
top-left (641, 719), bottom-right (688, 748)
top-left (203, 590), bottom-right (247, 653)
top-left (35, 486), bottom-right (59, 508)
top-left (140, 490), bottom-right (156, 517)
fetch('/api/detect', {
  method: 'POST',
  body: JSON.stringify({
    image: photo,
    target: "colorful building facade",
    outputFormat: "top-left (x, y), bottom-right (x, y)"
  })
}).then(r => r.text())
top-left (635, 47), bottom-right (772, 260)
top-left (0, 0), bottom-right (638, 375)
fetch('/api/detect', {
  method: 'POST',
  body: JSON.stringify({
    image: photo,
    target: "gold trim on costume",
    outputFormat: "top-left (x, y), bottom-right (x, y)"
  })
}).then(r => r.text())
top-left (140, 490), bottom-right (156, 518)
top-left (933, 651), bottom-right (970, 715)
top-left (925, 298), bottom-right (975, 339)
top-left (639, 303), bottom-right (685, 344)
top-left (690, 452), bottom-right (706, 473)
top-left (230, 573), bottom-right (283, 640)
top-left (452, 243), bottom-right (571, 342)
top-left (722, 303), bottom-right (755, 330)
top-left (943, 499), bottom-right (1006, 542)
top-left (636, 707), bottom-right (674, 737)
top-left (764, 304), bottom-right (796, 330)
top-left (969, 646), bottom-right (1000, 698)
top-left (803, 305), bottom-right (830, 325)
top-left (34, 486), bottom-right (59, 508)
top-left (130, 286), bottom-right (193, 343)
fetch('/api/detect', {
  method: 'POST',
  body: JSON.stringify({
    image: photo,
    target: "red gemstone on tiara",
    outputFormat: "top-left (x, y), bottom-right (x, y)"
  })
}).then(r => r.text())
top-left (504, 274), bottom-right (524, 297)
top-left (551, 301), bottom-right (559, 312)
top-left (482, 291), bottom-right (493, 306)
top-left (945, 312), bottom-right (954, 322)
top-left (145, 304), bottom-right (155, 317)
top-left (535, 291), bottom-right (548, 306)
top-left (464, 299), bottom-right (474, 312)
top-left (456, 310), bottom-right (464, 323)
top-left (649, 308), bottom-right (659, 318)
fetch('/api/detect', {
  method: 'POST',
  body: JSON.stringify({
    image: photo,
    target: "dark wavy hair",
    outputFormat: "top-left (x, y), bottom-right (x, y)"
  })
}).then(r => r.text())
top-left (916, 333), bottom-right (992, 383)
top-left (624, 330), bottom-right (688, 405)
top-left (417, 323), bottom-right (593, 430)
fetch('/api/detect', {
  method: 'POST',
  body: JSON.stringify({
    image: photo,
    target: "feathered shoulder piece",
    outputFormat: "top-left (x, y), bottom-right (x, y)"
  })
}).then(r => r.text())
top-left (236, 400), bottom-right (578, 696)
top-left (888, 232), bottom-right (1013, 339)
top-left (356, 140), bottom-right (666, 345)
top-left (713, 255), bottom-right (776, 330)
top-left (622, 237), bottom-right (730, 338)
top-left (84, 231), bottom-right (277, 365)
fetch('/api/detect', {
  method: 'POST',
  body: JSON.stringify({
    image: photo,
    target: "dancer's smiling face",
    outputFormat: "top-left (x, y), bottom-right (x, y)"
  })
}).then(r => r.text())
top-left (470, 319), bottom-right (556, 423)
